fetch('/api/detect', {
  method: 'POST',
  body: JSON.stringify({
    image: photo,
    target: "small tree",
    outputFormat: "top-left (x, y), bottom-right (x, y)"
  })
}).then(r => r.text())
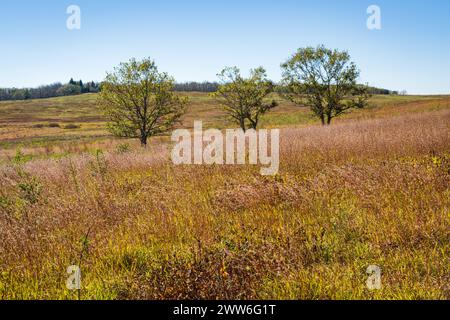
top-left (281, 45), bottom-right (369, 125)
top-left (213, 67), bottom-right (277, 131)
top-left (98, 58), bottom-right (187, 146)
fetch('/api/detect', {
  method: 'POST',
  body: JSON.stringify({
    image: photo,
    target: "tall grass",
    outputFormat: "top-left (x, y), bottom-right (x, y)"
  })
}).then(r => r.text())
top-left (0, 109), bottom-right (449, 299)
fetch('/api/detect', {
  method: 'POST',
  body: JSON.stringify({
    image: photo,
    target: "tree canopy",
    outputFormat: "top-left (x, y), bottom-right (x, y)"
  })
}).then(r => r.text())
top-left (281, 45), bottom-right (370, 125)
top-left (98, 58), bottom-right (187, 146)
top-left (213, 67), bottom-right (277, 131)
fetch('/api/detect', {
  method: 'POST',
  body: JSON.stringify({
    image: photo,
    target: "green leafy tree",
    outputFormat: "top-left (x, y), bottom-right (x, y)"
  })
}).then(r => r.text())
top-left (281, 45), bottom-right (370, 125)
top-left (213, 67), bottom-right (277, 131)
top-left (98, 58), bottom-right (187, 147)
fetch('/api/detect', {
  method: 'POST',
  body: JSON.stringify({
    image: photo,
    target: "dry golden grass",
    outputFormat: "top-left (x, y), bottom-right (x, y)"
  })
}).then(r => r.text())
top-left (0, 93), bottom-right (447, 158)
top-left (0, 107), bottom-right (448, 300)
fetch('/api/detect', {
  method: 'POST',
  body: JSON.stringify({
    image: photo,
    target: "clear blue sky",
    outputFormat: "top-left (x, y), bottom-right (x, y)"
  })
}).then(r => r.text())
top-left (1, 0), bottom-right (449, 94)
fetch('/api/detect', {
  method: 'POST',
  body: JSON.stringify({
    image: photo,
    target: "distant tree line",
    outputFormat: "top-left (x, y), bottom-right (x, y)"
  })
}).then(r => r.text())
top-left (173, 81), bottom-right (219, 92)
top-left (0, 80), bottom-right (218, 101)
top-left (366, 86), bottom-right (398, 95)
top-left (174, 83), bottom-right (397, 95)
top-left (0, 83), bottom-right (62, 101)
top-left (66, 78), bottom-right (101, 95)
top-left (276, 84), bottom-right (397, 96)
top-left (0, 78), bottom-right (397, 102)
top-left (0, 78), bottom-right (100, 101)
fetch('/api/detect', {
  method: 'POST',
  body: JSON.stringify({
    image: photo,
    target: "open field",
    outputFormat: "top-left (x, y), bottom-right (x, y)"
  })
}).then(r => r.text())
top-left (0, 93), bottom-right (449, 299)
top-left (0, 93), bottom-right (449, 158)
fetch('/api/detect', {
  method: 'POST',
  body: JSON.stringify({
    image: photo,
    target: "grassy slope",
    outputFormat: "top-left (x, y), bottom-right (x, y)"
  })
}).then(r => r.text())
top-left (0, 93), bottom-right (449, 299)
top-left (0, 93), bottom-right (449, 153)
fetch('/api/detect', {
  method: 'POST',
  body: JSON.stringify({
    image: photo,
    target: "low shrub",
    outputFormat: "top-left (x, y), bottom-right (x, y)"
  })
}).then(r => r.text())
top-left (63, 124), bottom-right (81, 129)
top-left (116, 143), bottom-right (131, 154)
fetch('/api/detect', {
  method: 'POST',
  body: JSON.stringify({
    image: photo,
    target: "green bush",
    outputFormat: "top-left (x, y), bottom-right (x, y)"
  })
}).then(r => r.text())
top-left (12, 149), bottom-right (32, 165)
top-left (116, 143), bottom-right (131, 154)
top-left (17, 176), bottom-right (43, 204)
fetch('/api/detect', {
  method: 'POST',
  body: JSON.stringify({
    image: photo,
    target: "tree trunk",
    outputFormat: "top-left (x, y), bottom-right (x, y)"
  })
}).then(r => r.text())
top-left (240, 118), bottom-right (246, 132)
top-left (140, 135), bottom-right (148, 147)
top-left (320, 114), bottom-right (325, 126)
top-left (326, 115), bottom-right (332, 125)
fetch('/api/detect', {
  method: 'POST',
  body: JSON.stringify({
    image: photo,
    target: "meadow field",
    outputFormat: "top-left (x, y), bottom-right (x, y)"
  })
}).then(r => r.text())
top-left (0, 93), bottom-right (449, 157)
top-left (0, 93), bottom-right (449, 299)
